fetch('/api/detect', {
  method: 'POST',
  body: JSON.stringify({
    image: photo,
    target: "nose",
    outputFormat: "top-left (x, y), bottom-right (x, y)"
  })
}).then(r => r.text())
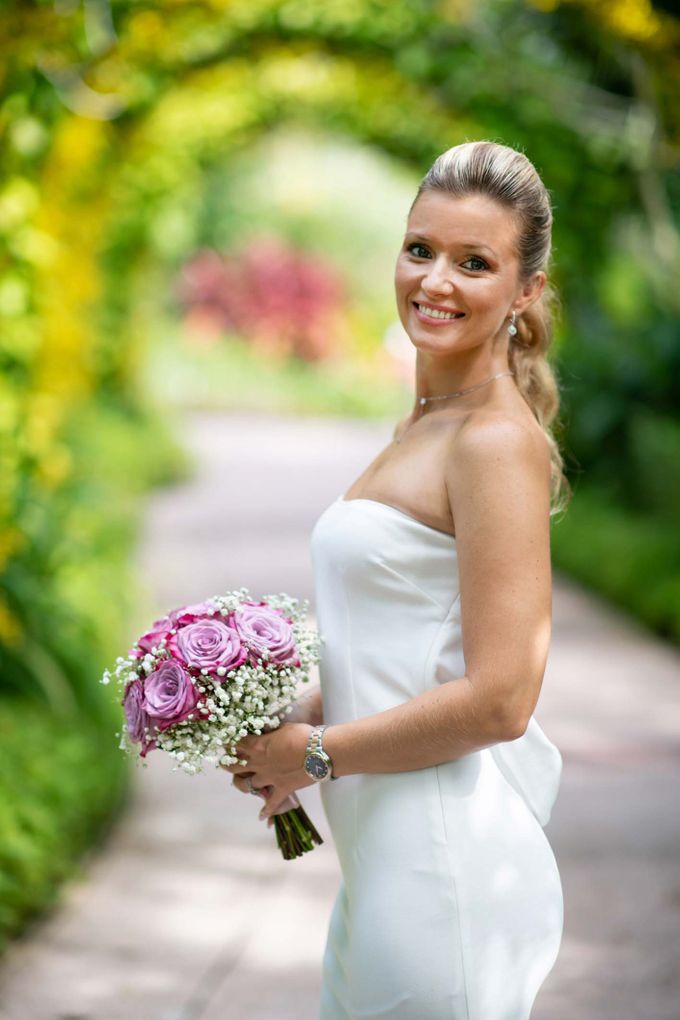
top-left (421, 257), bottom-right (454, 296)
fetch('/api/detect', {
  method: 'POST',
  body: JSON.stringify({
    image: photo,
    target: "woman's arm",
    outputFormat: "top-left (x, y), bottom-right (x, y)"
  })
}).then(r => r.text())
top-left (284, 683), bottom-right (324, 727)
top-left (323, 415), bottom-right (553, 778)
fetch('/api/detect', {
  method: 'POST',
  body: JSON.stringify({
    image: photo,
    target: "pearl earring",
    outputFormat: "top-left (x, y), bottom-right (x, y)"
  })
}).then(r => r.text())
top-left (507, 310), bottom-right (518, 336)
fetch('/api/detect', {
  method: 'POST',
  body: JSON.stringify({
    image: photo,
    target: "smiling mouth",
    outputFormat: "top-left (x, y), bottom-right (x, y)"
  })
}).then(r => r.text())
top-left (413, 302), bottom-right (465, 321)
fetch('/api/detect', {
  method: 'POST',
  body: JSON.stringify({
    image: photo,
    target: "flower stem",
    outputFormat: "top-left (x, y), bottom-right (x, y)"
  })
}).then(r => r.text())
top-left (273, 803), bottom-right (323, 859)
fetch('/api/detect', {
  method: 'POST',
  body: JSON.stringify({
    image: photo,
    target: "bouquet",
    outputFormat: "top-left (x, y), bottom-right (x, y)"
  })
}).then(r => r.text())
top-left (101, 587), bottom-right (325, 859)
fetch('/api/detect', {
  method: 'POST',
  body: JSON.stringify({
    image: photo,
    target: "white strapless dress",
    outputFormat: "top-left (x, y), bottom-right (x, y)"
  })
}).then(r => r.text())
top-left (310, 496), bottom-right (564, 1020)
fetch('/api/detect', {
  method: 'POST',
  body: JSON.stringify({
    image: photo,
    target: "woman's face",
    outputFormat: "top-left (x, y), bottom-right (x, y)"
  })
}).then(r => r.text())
top-left (394, 190), bottom-right (541, 356)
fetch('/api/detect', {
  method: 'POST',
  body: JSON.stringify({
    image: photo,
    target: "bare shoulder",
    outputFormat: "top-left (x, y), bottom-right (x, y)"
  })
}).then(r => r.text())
top-left (449, 410), bottom-right (551, 474)
top-left (444, 410), bottom-right (552, 538)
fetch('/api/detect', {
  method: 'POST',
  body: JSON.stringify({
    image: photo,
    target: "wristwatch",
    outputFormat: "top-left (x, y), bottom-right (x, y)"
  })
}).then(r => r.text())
top-left (303, 724), bottom-right (337, 782)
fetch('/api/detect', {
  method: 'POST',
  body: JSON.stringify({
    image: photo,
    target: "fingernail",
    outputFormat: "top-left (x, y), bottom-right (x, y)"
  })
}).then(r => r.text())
top-left (259, 810), bottom-right (267, 820)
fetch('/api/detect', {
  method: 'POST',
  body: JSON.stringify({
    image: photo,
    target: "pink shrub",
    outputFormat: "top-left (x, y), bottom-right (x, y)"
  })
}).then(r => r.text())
top-left (176, 235), bottom-right (347, 361)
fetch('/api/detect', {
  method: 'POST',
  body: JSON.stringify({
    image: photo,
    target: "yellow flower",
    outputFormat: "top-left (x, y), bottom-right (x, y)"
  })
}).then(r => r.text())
top-left (35, 445), bottom-right (74, 490)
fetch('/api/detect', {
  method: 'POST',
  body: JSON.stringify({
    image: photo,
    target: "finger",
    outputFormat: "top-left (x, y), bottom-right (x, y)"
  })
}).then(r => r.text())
top-left (221, 762), bottom-right (255, 775)
top-left (260, 790), bottom-right (297, 820)
top-left (272, 792), bottom-right (300, 813)
top-left (221, 742), bottom-right (255, 768)
top-left (234, 735), bottom-right (258, 757)
top-left (233, 774), bottom-right (271, 798)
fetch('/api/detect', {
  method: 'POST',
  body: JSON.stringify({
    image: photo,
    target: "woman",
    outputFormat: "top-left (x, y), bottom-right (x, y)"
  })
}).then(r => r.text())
top-left (225, 140), bottom-right (570, 1019)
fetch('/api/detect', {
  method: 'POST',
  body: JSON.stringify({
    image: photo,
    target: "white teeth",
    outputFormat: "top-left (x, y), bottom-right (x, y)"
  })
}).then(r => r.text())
top-left (416, 304), bottom-right (462, 320)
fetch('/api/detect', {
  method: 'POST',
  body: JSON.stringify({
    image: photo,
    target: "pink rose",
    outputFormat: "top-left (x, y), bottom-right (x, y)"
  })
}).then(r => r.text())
top-left (167, 617), bottom-right (247, 676)
top-left (168, 599), bottom-right (219, 627)
top-left (134, 600), bottom-right (219, 656)
top-left (143, 659), bottom-right (203, 731)
top-left (232, 601), bottom-right (300, 666)
top-left (123, 678), bottom-right (158, 757)
top-left (137, 615), bottom-right (174, 655)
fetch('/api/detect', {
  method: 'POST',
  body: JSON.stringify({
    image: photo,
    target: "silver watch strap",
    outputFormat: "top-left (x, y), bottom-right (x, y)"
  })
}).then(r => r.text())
top-left (306, 725), bottom-right (338, 780)
top-left (306, 724), bottom-right (326, 755)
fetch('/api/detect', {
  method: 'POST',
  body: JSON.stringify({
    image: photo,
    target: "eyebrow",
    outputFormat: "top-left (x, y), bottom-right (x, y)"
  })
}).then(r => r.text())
top-left (405, 232), bottom-right (498, 258)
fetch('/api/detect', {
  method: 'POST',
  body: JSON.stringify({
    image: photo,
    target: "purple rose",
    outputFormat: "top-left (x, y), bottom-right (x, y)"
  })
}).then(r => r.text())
top-left (137, 615), bottom-right (174, 655)
top-left (143, 659), bottom-right (202, 731)
top-left (232, 600), bottom-right (300, 666)
top-left (167, 617), bottom-right (247, 676)
top-left (135, 600), bottom-right (219, 656)
top-left (123, 678), bottom-right (158, 757)
top-left (168, 599), bottom-right (219, 627)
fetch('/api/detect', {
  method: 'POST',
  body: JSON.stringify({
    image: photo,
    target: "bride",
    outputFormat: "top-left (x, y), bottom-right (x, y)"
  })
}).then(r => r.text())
top-left (224, 139), bottom-right (570, 1019)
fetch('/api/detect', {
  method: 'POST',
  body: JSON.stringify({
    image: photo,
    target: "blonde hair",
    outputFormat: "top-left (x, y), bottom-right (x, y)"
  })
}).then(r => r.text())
top-left (411, 140), bottom-right (572, 515)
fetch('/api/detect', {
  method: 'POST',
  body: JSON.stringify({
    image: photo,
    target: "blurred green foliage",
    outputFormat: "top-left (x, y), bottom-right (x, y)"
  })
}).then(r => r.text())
top-left (0, 698), bottom-right (129, 950)
top-left (1, 402), bottom-right (192, 716)
top-left (143, 318), bottom-right (409, 418)
top-left (551, 484), bottom-right (680, 639)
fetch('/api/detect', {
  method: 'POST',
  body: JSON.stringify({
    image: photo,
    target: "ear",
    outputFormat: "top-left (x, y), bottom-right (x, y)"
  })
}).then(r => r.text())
top-left (512, 271), bottom-right (546, 316)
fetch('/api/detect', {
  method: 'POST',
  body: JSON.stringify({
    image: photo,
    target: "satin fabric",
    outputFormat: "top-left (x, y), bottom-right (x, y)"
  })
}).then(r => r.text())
top-left (310, 496), bottom-right (563, 1020)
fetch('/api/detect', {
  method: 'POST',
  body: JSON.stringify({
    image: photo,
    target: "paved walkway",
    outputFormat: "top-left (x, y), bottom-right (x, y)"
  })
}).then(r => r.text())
top-left (1, 411), bottom-right (679, 1020)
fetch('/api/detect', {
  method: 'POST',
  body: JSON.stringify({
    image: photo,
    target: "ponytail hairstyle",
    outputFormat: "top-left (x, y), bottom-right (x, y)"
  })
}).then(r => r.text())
top-left (410, 140), bottom-right (571, 515)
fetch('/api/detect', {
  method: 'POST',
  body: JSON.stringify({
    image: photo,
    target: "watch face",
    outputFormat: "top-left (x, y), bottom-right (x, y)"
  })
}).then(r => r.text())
top-left (305, 752), bottom-right (329, 780)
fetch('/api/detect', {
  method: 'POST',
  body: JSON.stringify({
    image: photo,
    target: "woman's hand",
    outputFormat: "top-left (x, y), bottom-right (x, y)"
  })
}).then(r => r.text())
top-left (221, 722), bottom-right (316, 822)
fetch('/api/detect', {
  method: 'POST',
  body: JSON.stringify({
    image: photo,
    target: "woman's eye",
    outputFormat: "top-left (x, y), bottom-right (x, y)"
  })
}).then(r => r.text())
top-left (406, 245), bottom-right (488, 270)
top-left (406, 243), bottom-right (431, 258)
top-left (462, 256), bottom-right (488, 271)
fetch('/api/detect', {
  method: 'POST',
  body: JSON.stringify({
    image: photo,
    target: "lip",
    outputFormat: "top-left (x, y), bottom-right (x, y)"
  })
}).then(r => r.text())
top-left (412, 300), bottom-right (466, 325)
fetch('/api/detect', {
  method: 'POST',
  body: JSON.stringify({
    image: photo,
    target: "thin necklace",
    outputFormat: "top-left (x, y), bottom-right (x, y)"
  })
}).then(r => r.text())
top-left (395, 371), bottom-right (514, 444)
